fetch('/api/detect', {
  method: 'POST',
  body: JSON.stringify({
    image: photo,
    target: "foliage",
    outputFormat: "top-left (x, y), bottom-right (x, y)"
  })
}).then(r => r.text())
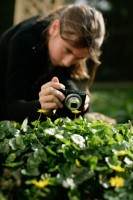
top-left (0, 116), bottom-right (133, 200)
top-left (91, 86), bottom-right (133, 123)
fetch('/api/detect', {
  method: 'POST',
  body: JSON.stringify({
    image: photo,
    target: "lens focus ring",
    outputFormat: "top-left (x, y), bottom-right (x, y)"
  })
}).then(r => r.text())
top-left (65, 94), bottom-right (82, 110)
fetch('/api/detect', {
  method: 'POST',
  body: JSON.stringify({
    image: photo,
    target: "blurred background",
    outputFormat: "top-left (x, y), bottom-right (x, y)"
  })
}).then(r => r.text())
top-left (0, 0), bottom-right (133, 123)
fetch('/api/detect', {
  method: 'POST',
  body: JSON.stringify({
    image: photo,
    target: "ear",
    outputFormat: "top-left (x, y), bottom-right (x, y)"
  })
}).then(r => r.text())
top-left (49, 19), bottom-right (60, 36)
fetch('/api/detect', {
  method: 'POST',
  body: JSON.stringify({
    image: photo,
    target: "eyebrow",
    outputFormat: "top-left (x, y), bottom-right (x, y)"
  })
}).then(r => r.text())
top-left (73, 52), bottom-right (89, 60)
top-left (75, 56), bottom-right (85, 60)
top-left (68, 48), bottom-right (87, 60)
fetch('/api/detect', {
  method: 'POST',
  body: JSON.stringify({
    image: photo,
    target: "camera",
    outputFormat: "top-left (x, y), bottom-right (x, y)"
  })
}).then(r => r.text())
top-left (59, 89), bottom-right (86, 111)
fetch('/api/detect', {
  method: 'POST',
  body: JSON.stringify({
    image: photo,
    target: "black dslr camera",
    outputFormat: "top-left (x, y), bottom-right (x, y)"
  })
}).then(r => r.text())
top-left (59, 89), bottom-right (86, 111)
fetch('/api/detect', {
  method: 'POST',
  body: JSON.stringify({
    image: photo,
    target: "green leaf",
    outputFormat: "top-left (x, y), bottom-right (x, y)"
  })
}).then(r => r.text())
top-left (3, 161), bottom-right (23, 168)
top-left (55, 136), bottom-right (70, 145)
top-left (9, 138), bottom-right (17, 150)
top-left (45, 146), bottom-right (57, 156)
top-left (41, 117), bottom-right (55, 128)
top-left (0, 139), bottom-right (10, 153)
top-left (115, 132), bottom-right (123, 143)
top-left (16, 136), bottom-right (26, 150)
top-left (91, 135), bottom-right (104, 145)
top-left (0, 131), bottom-right (6, 140)
top-left (21, 166), bottom-right (39, 176)
top-left (89, 156), bottom-right (98, 170)
top-left (6, 153), bottom-right (16, 162)
top-left (0, 117), bottom-right (133, 199)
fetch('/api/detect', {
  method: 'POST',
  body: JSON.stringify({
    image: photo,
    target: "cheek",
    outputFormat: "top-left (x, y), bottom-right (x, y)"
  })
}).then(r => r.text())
top-left (53, 46), bottom-right (62, 58)
top-left (49, 43), bottom-right (63, 61)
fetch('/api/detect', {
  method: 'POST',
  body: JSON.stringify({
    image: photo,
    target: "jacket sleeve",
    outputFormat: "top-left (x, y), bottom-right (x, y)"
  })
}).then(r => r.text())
top-left (6, 34), bottom-right (44, 123)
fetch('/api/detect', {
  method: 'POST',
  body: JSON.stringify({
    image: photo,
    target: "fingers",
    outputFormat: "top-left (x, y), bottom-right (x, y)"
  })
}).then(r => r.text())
top-left (39, 77), bottom-right (65, 111)
top-left (39, 90), bottom-right (64, 108)
top-left (39, 95), bottom-right (63, 110)
top-left (39, 85), bottom-right (65, 101)
top-left (41, 80), bottom-right (65, 90)
top-left (51, 76), bottom-right (59, 83)
top-left (84, 94), bottom-right (90, 111)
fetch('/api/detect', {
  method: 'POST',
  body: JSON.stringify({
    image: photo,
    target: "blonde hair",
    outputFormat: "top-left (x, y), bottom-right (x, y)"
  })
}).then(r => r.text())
top-left (42, 4), bottom-right (105, 90)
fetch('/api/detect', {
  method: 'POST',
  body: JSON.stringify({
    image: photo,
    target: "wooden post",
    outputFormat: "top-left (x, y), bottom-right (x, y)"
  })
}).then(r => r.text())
top-left (13, 0), bottom-right (63, 25)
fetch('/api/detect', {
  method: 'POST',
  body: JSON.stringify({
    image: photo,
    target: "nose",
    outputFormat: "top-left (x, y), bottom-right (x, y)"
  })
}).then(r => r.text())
top-left (62, 55), bottom-right (76, 66)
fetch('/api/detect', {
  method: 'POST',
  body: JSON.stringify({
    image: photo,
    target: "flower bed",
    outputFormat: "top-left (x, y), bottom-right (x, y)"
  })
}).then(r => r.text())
top-left (0, 116), bottom-right (133, 200)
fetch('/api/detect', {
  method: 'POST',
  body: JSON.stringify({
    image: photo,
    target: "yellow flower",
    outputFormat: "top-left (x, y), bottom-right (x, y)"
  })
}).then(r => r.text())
top-left (75, 159), bottom-right (81, 167)
top-left (111, 165), bottom-right (125, 172)
top-left (71, 110), bottom-right (81, 114)
top-left (32, 180), bottom-right (49, 188)
top-left (110, 176), bottom-right (125, 188)
top-left (37, 109), bottom-right (49, 114)
top-left (116, 150), bottom-right (128, 156)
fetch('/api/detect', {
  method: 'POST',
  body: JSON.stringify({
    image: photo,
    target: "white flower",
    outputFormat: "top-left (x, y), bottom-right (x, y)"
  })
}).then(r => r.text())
top-left (22, 128), bottom-right (27, 132)
top-left (58, 130), bottom-right (65, 134)
top-left (57, 173), bottom-right (61, 179)
top-left (44, 128), bottom-right (56, 135)
top-left (14, 130), bottom-right (20, 137)
top-left (130, 136), bottom-right (133, 144)
top-left (62, 144), bottom-right (66, 149)
top-left (124, 157), bottom-right (133, 165)
top-left (85, 136), bottom-right (88, 140)
top-left (91, 129), bottom-right (97, 134)
top-left (21, 118), bottom-right (28, 132)
top-left (71, 134), bottom-right (85, 148)
top-left (63, 178), bottom-right (75, 190)
top-left (55, 134), bottom-right (64, 139)
top-left (34, 148), bottom-right (38, 152)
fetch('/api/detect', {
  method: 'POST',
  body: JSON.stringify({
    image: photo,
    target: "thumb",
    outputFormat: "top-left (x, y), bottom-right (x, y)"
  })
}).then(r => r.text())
top-left (51, 76), bottom-right (59, 83)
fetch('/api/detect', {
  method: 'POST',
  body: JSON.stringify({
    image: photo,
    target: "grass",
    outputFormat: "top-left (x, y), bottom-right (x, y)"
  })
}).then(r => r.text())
top-left (90, 82), bottom-right (133, 123)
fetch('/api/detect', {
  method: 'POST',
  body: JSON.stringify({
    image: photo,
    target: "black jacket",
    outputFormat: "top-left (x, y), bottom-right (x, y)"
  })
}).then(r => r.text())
top-left (0, 15), bottom-right (87, 123)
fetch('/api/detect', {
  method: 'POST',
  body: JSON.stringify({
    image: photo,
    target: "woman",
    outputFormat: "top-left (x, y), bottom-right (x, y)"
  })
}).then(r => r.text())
top-left (0, 4), bottom-right (105, 122)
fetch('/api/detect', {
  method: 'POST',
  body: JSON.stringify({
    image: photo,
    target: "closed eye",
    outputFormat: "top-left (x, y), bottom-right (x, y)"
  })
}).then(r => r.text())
top-left (63, 45), bottom-right (89, 60)
top-left (64, 47), bottom-right (72, 54)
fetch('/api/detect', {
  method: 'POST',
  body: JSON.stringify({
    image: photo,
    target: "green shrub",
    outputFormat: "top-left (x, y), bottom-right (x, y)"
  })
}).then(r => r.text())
top-left (0, 116), bottom-right (133, 200)
top-left (90, 87), bottom-right (133, 123)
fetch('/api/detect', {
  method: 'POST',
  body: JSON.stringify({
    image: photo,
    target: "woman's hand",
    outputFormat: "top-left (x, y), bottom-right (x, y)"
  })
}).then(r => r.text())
top-left (39, 77), bottom-right (65, 114)
top-left (84, 94), bottom-right (90, 111)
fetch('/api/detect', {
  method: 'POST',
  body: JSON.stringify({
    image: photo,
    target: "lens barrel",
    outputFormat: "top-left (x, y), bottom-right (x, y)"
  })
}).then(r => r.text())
top-left (65, 94), bottom-right (82, 111)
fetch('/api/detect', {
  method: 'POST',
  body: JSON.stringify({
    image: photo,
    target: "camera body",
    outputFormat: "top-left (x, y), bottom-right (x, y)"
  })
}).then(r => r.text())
top-left (59, 89), bottom-right (86, 111)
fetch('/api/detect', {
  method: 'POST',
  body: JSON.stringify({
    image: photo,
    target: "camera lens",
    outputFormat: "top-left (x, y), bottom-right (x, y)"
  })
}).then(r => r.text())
top-left (65, 94), bottom-right (82, 111)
